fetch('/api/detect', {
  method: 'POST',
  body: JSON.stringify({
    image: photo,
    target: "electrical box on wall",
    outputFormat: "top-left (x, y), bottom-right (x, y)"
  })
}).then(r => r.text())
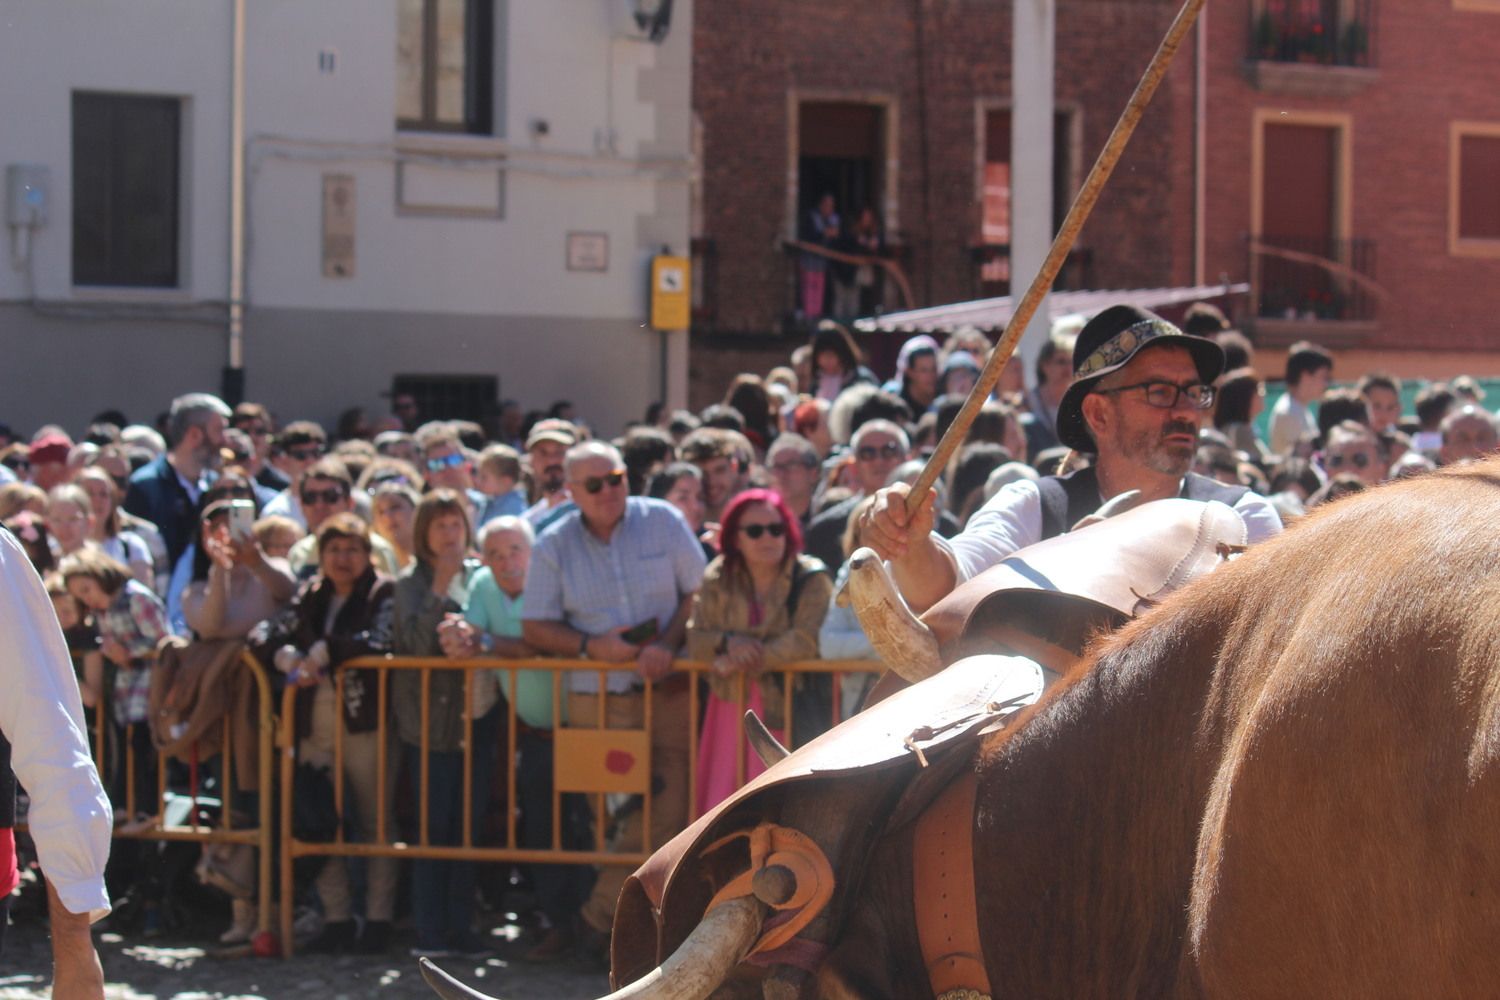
top-left (6, 164), bottom-right (50, 228)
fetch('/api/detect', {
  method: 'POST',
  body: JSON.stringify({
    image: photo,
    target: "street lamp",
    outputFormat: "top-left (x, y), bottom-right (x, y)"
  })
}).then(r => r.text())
top-left (626, 0), bottom-right (673, 42)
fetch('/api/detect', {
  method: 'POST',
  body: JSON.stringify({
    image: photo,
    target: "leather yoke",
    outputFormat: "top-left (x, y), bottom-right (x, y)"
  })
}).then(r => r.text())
top-left (611, 654), bottom-right (1047, 984)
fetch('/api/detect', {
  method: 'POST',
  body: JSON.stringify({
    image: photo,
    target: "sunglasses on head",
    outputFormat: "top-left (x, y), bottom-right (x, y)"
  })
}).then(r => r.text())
top-left (426, 453), bottom-right (466, 472)
top-left (301, 486), bottom-right (346, 506)
top-left (208, 486), bottom-right (254, 502)
top-left (856, 441), bottom-right (904, 462)
top-left (367, 475), bottom-right (411, 494)
top-left (578, 469), bottom-right (626, 494)
top-left (739, 522), bottom-right (786, 540)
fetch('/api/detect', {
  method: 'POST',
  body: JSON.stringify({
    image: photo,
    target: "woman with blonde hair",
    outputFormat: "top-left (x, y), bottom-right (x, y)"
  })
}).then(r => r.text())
top-left (73, 468), bottom-right (157, 591)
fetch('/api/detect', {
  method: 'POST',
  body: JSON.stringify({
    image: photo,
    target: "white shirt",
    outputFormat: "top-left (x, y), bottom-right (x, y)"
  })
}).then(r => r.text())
top-left (1268, 394), bottom-right (1315, 458)
top-left (261, 488), bottom-right (307, 530)
top-left (934, 477), bottom-right (1284, 585)
top-left (0, 528), bottom-right (113, 918)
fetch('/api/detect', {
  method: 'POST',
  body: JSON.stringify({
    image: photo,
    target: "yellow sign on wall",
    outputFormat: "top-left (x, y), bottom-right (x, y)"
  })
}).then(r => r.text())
top-left (650, 255), bottom-right (691, 331)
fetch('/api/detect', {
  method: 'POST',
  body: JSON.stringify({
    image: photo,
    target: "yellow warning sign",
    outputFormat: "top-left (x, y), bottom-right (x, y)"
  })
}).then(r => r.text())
top-left (650, 255), bottom-right (691, 331)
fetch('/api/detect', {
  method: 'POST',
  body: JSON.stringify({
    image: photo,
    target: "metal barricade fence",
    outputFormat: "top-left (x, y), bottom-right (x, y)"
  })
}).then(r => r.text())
top-left (33, 650), bottom-right (277, 942)
top-left (276, 655), bottom-right (878, 957)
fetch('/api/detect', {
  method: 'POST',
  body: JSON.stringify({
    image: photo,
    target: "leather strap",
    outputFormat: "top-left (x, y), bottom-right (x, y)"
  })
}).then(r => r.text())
top-left (914, 770), bottom-right (991, 1000)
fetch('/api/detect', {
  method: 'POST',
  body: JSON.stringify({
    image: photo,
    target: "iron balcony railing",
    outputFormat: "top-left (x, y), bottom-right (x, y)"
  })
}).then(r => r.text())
top-left (1249, 233), bottom-right (1378, 322)
top-left (1248, 0), bottom-right (1376, 68)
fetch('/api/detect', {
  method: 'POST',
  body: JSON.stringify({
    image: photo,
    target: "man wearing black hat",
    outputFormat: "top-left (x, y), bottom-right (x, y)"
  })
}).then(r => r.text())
top-left (862, 305), bottom-right (1281, 613)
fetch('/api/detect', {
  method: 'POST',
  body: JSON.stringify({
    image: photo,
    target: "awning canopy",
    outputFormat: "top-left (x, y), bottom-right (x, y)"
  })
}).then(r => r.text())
top-left (853, 283), bottom-right (1251, 335)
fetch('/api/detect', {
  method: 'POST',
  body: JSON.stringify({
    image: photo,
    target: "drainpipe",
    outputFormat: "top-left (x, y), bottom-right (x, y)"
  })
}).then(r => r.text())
top-left (1193, 2), bottom-right (1206, 286)
top-left (225, 0), bottom-right (247, 404)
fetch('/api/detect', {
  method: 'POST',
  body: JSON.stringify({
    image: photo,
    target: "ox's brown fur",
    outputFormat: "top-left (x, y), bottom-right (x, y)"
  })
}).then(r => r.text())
top-left (823, 462), bottom-right (1500, 998)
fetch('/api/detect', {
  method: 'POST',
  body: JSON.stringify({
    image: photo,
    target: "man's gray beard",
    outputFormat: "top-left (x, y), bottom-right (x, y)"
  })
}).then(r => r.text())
top-left (1114, 424), bottom-right (1193, 478)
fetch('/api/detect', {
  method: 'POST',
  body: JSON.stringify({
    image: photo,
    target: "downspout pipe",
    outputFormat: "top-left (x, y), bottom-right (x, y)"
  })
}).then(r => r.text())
top-left (1193, 2), bottom-right (1206, 286)
top-left (225, 0), bottom-right (247, 405)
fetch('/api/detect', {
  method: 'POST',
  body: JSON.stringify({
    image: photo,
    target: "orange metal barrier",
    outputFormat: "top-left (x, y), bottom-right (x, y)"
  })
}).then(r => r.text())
top-left (276, 655), bottom-right (877, 956)
top-left (67, 651), bottom-right (277, 942)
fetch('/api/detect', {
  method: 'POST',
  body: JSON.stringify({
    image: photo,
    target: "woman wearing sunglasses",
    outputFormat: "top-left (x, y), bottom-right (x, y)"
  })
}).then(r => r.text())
top-left (686, 488), bottom-right (832, 813)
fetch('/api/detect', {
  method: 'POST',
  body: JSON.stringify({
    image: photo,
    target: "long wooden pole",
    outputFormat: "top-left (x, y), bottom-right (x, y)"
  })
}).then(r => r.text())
top-left (906, 0), bottom-right (1208, 513)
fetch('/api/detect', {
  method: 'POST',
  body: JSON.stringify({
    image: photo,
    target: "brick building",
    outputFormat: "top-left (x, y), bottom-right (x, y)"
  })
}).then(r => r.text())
top-left (689, 0), bottom-right (1500, 399)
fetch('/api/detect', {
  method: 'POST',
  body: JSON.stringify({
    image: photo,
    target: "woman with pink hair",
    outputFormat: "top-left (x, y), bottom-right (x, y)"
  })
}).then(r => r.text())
top-left (686, 488), bottom-right (832, 812)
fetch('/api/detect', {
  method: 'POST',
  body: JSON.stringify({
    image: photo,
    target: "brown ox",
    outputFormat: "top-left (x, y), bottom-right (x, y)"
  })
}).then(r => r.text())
top-left (426, 463), bottom-right (1500, 998)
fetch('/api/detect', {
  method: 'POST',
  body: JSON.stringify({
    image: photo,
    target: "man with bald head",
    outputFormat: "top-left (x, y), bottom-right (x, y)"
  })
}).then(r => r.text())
top-left (522, 440), bottom-right (707, 947)
top-left (863, 305), bottom-right (1281, 614)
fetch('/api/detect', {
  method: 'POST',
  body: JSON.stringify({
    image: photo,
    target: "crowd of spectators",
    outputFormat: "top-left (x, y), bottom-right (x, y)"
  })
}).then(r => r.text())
top-left (2, 303), bottom-right (1497, 962)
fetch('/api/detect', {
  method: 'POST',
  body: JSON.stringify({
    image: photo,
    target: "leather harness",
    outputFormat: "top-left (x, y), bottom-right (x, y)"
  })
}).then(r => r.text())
top-left (915, 770), bottom-right (990, 1000)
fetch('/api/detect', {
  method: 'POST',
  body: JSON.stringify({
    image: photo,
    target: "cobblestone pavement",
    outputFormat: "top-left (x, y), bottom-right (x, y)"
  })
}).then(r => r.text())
top-left (0, 919), bottom-right (610, 999)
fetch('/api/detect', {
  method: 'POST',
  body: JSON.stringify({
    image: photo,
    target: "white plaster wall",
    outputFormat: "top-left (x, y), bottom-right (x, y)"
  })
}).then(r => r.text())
top-left (0, 0), bottom-right (232, 302)
top-left (0, 1), bottom-right (693, 435)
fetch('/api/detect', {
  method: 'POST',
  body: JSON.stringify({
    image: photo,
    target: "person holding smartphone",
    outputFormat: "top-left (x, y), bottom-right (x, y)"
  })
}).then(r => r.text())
top-left (522, 441), bottom-right (707, 956)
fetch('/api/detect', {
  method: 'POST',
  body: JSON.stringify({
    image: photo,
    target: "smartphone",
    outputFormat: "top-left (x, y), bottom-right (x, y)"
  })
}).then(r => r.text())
top-left (621, 618), bottom-right (660, 645)
top-left (227, 499), bottom-right (256, 543)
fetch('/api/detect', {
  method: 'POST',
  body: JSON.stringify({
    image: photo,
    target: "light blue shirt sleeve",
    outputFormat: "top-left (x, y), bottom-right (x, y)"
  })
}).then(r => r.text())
top-left (663, 505), bottom-right (709, 596)
top-left (520, 532), bottom-right (566, 623)
top-left (165, 545), bottom-right (195, 636)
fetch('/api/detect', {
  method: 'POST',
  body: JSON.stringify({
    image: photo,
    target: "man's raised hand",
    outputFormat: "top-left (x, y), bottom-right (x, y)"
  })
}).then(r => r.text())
top-left (859, 483), bottom-right (936, 561)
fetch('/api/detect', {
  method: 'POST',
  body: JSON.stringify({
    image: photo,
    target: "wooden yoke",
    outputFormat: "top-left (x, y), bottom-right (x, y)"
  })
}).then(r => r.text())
top-left (904, 0), bottom-right (1211, 517)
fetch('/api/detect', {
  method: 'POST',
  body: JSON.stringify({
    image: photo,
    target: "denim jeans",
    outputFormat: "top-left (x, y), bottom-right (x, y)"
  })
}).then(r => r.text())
top-left (402, 705), bottom-right (499, 948)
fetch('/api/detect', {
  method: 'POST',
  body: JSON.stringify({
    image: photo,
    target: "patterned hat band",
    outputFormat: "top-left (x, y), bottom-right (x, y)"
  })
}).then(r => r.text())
top-left (1074, 318), bottom-right (1186, 378)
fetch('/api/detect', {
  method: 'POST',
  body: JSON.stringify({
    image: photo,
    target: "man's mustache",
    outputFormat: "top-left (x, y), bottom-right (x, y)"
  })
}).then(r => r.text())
top-left (1162, 420), bottom-right (1199, 440)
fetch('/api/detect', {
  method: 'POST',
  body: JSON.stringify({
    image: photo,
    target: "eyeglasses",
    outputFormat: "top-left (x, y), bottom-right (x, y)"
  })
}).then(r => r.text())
top-left (301, 487), bottom-right (347, 506)
top-left (740, 522), bottom-right (786, 540)
top-left (855, 441), bottom-right (905, 463)
top-left (238, 424), bottom-right (269, 438)
top-left (1097, 380), bottom-right (1215, 410)
top-left (577, 469), bottom-right (626, 494)
top-left (426, 453), bottom-right (467, 472)
top-left (286, 447), bottom-right (324, 462)
top-left (771, 455), bottom-right (819, 473)
top-left (1327, 451), bottom-right (1372, 470)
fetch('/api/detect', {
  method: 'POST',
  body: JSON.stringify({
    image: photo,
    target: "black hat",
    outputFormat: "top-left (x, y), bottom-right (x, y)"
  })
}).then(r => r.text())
top-left (1054, 305), bottom-right (1225, 453)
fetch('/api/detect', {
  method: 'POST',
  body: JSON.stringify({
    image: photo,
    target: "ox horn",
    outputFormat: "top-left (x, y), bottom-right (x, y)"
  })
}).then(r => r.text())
top-left (420, 895), bottom-right (765, 1000)
top-left (1070, 488), bottom-right (1144, 531)
top-left (844, 547), bottom-right (942, 683)
top-left (745, 710), bottom-right (790, 766)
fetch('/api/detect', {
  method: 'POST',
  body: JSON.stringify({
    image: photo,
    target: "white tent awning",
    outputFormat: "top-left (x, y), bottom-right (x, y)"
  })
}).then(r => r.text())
top-left (854, 284), bottom-right (1251, 335)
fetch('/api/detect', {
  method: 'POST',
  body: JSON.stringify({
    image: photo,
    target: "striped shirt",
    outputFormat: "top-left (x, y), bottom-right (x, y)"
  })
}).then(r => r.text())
top-left (523, 497), bottom-right (706, 693)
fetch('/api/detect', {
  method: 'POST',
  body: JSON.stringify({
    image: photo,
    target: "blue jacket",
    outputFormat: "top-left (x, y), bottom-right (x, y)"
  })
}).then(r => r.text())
top-left (123, 455), bottom-right (207, 568)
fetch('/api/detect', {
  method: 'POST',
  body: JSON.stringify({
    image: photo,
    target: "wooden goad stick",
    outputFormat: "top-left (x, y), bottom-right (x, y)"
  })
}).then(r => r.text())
top-left (905, 0), bottom-right (1209, 514)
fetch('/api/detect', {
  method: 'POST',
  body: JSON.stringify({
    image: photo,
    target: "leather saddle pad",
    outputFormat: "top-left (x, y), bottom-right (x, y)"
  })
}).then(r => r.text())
top-left (613, 654), bottom-right (1047, 976)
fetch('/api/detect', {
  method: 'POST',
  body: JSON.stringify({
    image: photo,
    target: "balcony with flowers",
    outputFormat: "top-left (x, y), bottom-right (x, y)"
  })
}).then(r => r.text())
top-left (1245, 0), bottom-right (1379, 97)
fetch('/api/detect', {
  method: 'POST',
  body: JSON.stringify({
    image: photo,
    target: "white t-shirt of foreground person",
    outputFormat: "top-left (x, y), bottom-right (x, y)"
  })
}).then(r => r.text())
top-left (1, 526), bottom-right (113, 997)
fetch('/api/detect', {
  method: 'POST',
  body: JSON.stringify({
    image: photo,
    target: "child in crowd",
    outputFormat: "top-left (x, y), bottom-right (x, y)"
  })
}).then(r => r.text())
top-left (473, 444), bottom-right (528, 524)
top-left (58, 547), bottom-right (170, 820)
top-left (252, 514), bottom-right (304, 561)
